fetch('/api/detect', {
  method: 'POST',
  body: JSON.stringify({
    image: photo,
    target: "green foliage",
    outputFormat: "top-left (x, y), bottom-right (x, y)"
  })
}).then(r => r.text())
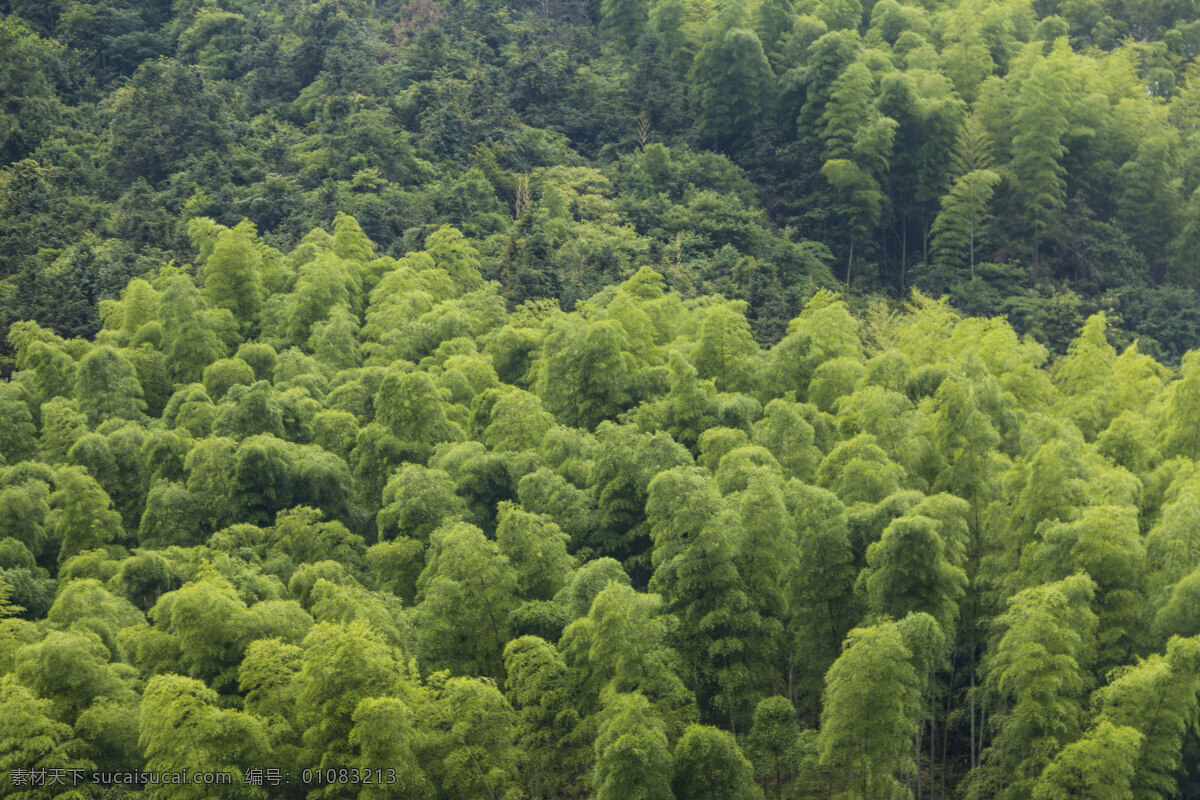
top-left (375, 368), bottom-right (462, 446)
top-left (647, 467), bottom-right (763, 726)
top-left (601, 0), bottom-right (649, 49)
top-left (159, 276), bottom-right (230, 385)
top-left (421, 676), bottom-right (523, 800)
top-left (49, 466), bottom-right (123, 565)
top-left (592, 692), bottom-right (674, 800)
top-left (784, 480), bottom-right (859, 706)
top-left (692, 300), bottom-right (762, 393)
top-left (1031, 720), bottom-right (1143, 800)
top-left (818, 621), bottom-right (921, 800)
top-left (3, 13), bottom-right (1200, 781)
top-left (294, 620), bottom-right (407, 777)
top-left (15, 629), bottom-right (132, 721)
top-left (746, 695), bottom-right (805, 799)
top-left (495, 502), bottom-right (575, 601)
top-left (139, 674), bottom-right (269, 799)
top-left (349, 696), bottom-right (433, 799)
top-left (504, 635), bottom-right (586, 798)
top-left (0, 382), bottom-right (37, 464)
top-left (196, 220), bottom-right (265, 326)
top-left (74, 345), bottom-right (145, 425)
top-left (672, 724), bottom-right (762, 800)
top-left (561, 580), bottom-right (697, 737)
top-left (691, 25), bottom-right (776, 151)
top-left (930, 169), bottom-right (1001, 280)
top-left (107, 58), bottom-right (232, 184)
top-left (0, 675), bottom-right (92, 798)
top-left (535, 319), bottom-right (638, 431)
top-left (150, 570), bottom-right (257, 690)
top-left (1092, 635), bottom-right (1200, 800)
top-left (1009, 42), bottom-right (1072, 258)
top-left (862, 513), bottom-right (967, 633)
top-left (414, 521), bottom-right (519, 677)
top-left (972, 574), bottom-right (1099, 800)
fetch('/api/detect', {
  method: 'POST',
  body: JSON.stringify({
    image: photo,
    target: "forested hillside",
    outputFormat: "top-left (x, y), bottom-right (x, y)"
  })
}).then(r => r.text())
top-left (5, 0), bottom-right (1200, 360)
top-left (6, 0), bottom-right (1200, 797)
top-left (2, 216), bottom-right (1200, 798)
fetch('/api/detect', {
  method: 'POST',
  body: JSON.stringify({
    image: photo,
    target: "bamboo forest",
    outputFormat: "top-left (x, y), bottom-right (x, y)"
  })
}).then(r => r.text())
top-left (3, 0), bottom-right (1200, 796)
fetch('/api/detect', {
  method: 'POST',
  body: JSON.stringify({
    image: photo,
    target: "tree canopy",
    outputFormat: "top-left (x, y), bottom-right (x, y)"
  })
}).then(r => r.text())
top-left (3, 0), bottom-right (1200, 796)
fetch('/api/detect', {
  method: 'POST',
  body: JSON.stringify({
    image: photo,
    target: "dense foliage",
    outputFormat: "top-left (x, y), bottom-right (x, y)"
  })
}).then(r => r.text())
top-left (6, 0), bottom-right (1200, 362)
top-left (2, 215), bottom-right (1200, 797)
top-left (6, 0), bottom-right (1200, 795)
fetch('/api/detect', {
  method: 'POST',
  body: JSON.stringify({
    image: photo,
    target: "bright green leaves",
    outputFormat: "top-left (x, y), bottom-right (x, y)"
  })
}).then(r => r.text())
top-left (560, 581), bottom-right (698, 738)
top-left (309, 307), bottom-right (362, 372)
top-left (1153, 567), bottom-right (1200, 641)
top-left (0, 676), bottom-right (92, 798)
top-left (47, 578), bottom-right (143, 652)
top-left (646, 467), bottom-right (763, 726)
top-left (377, 464), bottom-right (465, 544)
top-left (1028, 505), bottom-right (1145, 669)
top-left (973, 574), bottom-right (1098, 800)
top-left (496, 502), bottom-right (575, 602)
top-left (160, 275), bottom-right (232, 385)
top-left (139, 674), bottom-right (269, 799)
top-left (588, 423), bottom-right (692, 575)
top-left (424, 227), bottom-right (484, 294)
top-left (535, 318), bottom-right (637, 431)
top-left (1031, 721), bottom-right (1143, 800)
top-left (1091, 635), bottom-right (1200, 800)
top-left (691, 300), bottom-right (762, 394)
top-left (149, 570), bottom-right (258, 691)
top-left (504, 635), bottom-right (587, 798)
top-left (672, 724), bottom-right (761, 800)
top-left (48, 466), bottom-right (123, 565)
top-left (195, 219), bottom-right (265, 327)
top-left (284, 254), bottom-right (360, 350)
top-left (72, 345), bottom-right (145, 427)
top-left (746, 696), bottom-right (807, 799)
top-left (1159, 352), bottom-right (1200, 460)
top-left (862, 513), bottom-right (967, 634)
top-left (419, 676), bottom-right (523, 800)
top-left (818, 621), bottom-right (922, 800)
top-left (816, 433), bottom-right (906, 505)
top-left (375, 368), bottom-right (462, 448)
top-left (783, 480), bottom-right (858, 707)
top-left (6, 116), bottom-right (1200, 800)
top-left (592, 692), bottom-right (674, 800)
top-left (15, 629), bottom-right (133, 722)
top-left (479, 389), bottom-right (557, 453)
top-left (413, 522), bottom-right (518, 677)
top-left (349, 697), bottom-right (434, 799)
top-left (294, 620), bottom-right (409, 777)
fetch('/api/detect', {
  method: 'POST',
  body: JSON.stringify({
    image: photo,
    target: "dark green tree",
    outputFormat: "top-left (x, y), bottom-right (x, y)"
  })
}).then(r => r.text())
top-left (672, 724), bottom-right (762, 800)
top-left (691, 19), bottom-right (776, 151)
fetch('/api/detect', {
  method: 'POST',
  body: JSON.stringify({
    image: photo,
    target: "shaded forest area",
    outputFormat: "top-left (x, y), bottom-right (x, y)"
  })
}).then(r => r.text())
top-left (5, 0), bottom-right (1200, 360)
